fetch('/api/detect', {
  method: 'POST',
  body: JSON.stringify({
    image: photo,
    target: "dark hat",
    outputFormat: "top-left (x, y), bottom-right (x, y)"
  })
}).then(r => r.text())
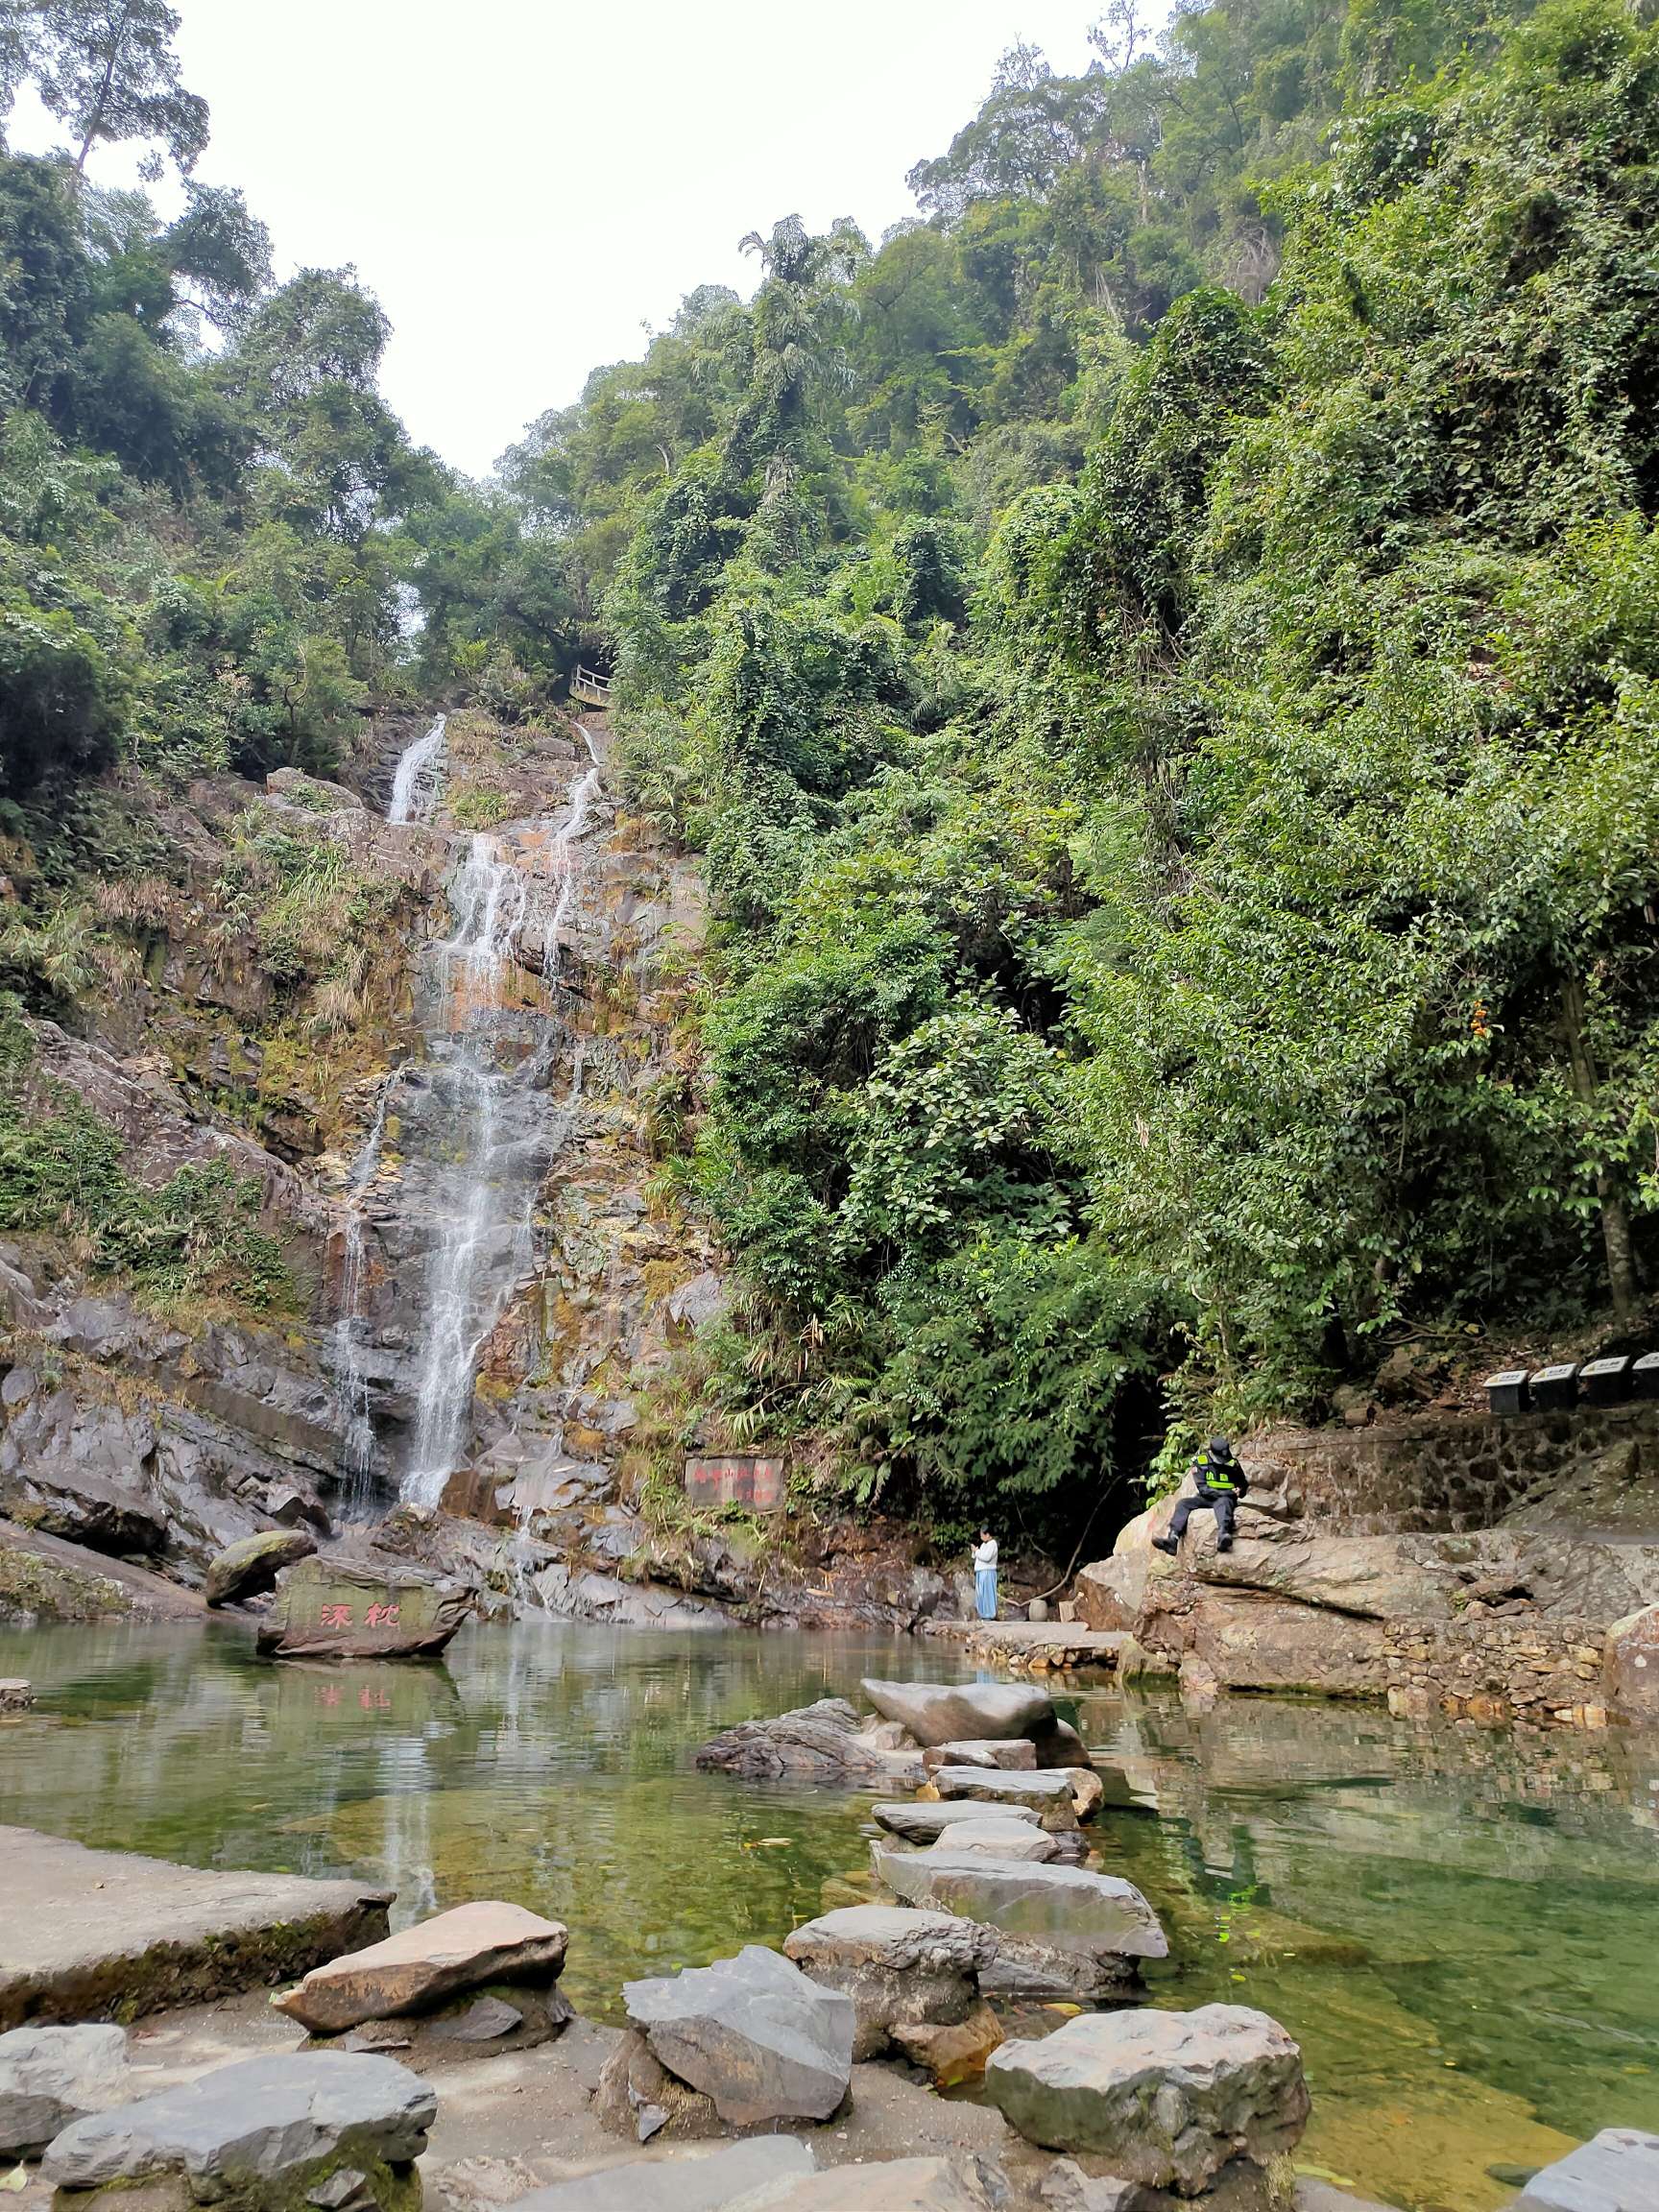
top-left (1207, 1437), bottom-right (1234, 1457)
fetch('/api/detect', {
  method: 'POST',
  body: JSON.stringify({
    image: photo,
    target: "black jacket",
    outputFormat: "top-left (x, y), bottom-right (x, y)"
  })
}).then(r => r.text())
top-left (1191, 1452), bottom-right (1248, 1499)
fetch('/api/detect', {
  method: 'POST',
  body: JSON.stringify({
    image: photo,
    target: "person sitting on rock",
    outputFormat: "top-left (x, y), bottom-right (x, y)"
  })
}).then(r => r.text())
top-left (1152, 1437), bottom-right (1248, 1556)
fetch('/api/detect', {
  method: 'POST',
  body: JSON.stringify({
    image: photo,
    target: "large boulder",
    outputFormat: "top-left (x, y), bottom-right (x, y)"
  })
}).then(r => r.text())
top-left (256, 1555), bottom-right (475, 1659)
top-left (274, 1901), bottom-right (567, 2032)
top-left (620, 1946), bottom-right (854, 2128)
top-left (1602, 1608), bottom-right (1659, 1720)
top-left (781, 1907), bottom-right (998, 2060)
top-left (927, 1768), bottom-right (1090, 1830)
top-left (874, 1851), bottom-right (1166, 1999)
top-left (861, 1680), bottom-right (1055, 1747)
top-left (0, 2024), bottom-right (128, 2156)
top-left (506, 2136), bottom-right (817, 2209)
top-left (1514, 2127), bottom-right (1659, 2210)
top-left (869, 1800), bottom-right (1040, 1845)
top-left (43, 2052), bottom-right (435, 2211)
top-left (985, 2006), bottom-right (1309, 2191)
top-left (205, 1528), bottom-right (316, 1607)
top-left (694, 1698), bottom-right (922, 1785)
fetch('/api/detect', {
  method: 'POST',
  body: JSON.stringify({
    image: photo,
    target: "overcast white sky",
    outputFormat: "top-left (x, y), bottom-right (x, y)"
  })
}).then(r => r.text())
top-left (12, 2), bottom-right (1107, 477)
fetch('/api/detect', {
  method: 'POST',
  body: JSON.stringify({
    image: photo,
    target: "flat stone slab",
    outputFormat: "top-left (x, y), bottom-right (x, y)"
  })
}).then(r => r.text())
top-left (927, 1768), bottom-right (1085, 1829)
top-left (0, 2024), bottom-right (129, 2155)
top-left (622, 1945), bottom-right (854, 2127)
top-left (276, 1901), bottom-right (567, 2032)
top-left (922, 1740), bottom-right (1038, 1773)
top-left (1516, 2126), bottom-right (1659, 2210)
top-left (862, 1679), bottom-right (1055, 1746)
top-left (924, 1820), bottom-right (1061, 1863)
top-left (0, 1825), bottom-right (392, 2031)
top-left (870, 1801), bottom-right (1041, 1844)
top-left (874, 1851), bottom-right (1166, 1964)
top-left (510, 2136), bottom-right (818, 2208)
top-left (43, 2051), bottom-right (436, 2195)
top-left (985, 2005), bottom-right (1309, 2189)
top-left (738, 2157), bottom-right (1004, 2207)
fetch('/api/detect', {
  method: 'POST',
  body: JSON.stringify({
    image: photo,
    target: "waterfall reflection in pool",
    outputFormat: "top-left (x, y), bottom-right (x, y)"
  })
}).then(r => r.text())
top-left (1, 1618), bottom-right (1655, 2212)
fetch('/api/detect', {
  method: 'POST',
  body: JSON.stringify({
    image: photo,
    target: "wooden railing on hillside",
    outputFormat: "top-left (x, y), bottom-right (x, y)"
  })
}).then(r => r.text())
top-left (570, 665), bottom-right (613, 709)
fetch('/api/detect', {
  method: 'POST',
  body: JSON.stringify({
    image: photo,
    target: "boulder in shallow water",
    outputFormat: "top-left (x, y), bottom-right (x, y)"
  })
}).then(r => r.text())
top-left (1514, 2127), bottom-right (1659, 2211)
top-left (0, 2024), bottom-right (128, 2156)
top-left (204, 1528), bottom-right (316, 1607)
top-left (922, 1739), bottom-right (1037, 1773)
top-left (875, 1850), bottom-right (1166, 1993)
top-left (926, 1767), bottom-right (1088, 1830)
top-left (256, 1554), bottom-right (474, 1659)
top-left (43, 2051), bottom-right (435, 2209)
top-left (694, 1697), bottom-right (921, 1785)
top-left (985, 2005), bottom-right (1309, 2189)
top-left (862, 1679), bottom-right (1055, 1747)
top-left (870, 1799), bottom-right (1041, 1844)
top-left (0, 1678), bottom-right (32, 1711)
top-left (923, 1819), bottom-right (1062, 1863)
top-left (782, 1906), bottom-right (998, 2060)
top-left (275, 1901), bottom-right (567, 2032)
top-left (621, 1945), bottom-right (854, 2128)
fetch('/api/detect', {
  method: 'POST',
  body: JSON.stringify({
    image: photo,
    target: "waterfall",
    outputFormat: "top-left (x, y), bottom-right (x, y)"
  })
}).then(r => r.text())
top-left (389, 713), bottom-right (446, 826)
top-left (397, 725), bottom-right (603, 1511)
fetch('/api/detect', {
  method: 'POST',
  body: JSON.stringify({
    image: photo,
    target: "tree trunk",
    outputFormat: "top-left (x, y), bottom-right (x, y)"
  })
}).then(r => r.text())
top-left (75, 8), bottom-right (131, 175)
top-left (1561, 974), bottom-right (1638, 1321)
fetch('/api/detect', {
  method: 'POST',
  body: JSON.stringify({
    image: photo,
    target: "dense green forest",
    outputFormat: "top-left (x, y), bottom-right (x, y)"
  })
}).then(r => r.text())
top-left (3, 0), bottom-right (1657, 1541)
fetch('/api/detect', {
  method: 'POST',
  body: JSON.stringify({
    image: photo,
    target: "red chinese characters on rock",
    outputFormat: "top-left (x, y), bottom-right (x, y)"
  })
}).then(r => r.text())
top-left (318, 1604), bottom-right (354, 1629)
top-left (365, 1603), bottom-right (401, 1628)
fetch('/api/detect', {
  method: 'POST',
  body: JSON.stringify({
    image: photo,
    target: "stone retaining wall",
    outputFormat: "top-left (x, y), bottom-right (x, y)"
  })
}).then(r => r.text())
top-left (1382, 1616), bottom-right (1610, 1727)
top-left (1254, 1403), bottom-right (1659, 1535)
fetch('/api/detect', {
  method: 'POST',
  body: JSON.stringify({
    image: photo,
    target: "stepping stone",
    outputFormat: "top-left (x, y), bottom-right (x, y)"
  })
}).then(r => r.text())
top-left (509, 2135), bottom-right (818, 2209)
top-left (924, 1820), bottom-right (1061, 1863)
top-left (622, 1945), bottom-right (854, 2128)
top-left (922, 1740), bottom-right (1037, 1773)
top-left (43, 2052), bottom-right (436, 2210)
top-left (984, 2004), bottom-right (1309, 2190)
top-left (276, 1902), bottom-right (567, 2032)
top-left (870, 1800), bottom-right (1040, 1844)
top-left (0, 2024), bottom-right (128, 2156)
top-left (782, 1907), bottom-right (998, 2059)
top-left (862, 1679), bottom-right (1055, 1746)
top-left (874, 1851), bottom-right (1166, 1987)
top-left (736, 2157), bottom-right (1005, 2208)
top-left (1516, 2127), bottom-right (1659, 2211)
top-left (927, 1768), bottom-right (1086, 1829)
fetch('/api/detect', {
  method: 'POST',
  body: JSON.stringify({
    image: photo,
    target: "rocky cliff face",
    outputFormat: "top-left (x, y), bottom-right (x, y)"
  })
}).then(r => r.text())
top-left (1076, 1406), bottom-right (1659, 1721)
top-left (0, 706), bottom-right (955, 1631)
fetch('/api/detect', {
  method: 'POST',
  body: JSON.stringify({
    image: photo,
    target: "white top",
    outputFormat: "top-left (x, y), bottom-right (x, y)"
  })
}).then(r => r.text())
top-left (973, 1538), bottom-right (998, 1571)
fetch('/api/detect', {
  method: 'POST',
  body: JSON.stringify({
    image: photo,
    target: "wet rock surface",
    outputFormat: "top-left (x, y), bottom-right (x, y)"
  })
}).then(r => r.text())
top-left (874, 1852), bottom-right (1166, 1997)
top-left (782, 1907), bottom-right (998, 2061)
top-left (619, 1945), bottom-right (854, 2128)
top-left (926, 1768), bottom-right (1089, 1830)
top-left (695, 1698), bottom-right (923, 1785)
top-left (0, 2024), bottom-right (129, 2156)
top-left (276, 1903), bottom-right (568, 2032)
top-left (985, 2005), bottom-right (1309, 2189)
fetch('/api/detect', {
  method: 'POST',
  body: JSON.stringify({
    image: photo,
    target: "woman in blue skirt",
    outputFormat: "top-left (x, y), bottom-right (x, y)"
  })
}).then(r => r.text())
top-left (973, 1529), bottom-right (998, 1620)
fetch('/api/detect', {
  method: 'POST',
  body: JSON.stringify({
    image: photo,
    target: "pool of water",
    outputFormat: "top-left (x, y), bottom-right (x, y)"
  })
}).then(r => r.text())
top-left (1, 1618), bottom-right (1656, 2212)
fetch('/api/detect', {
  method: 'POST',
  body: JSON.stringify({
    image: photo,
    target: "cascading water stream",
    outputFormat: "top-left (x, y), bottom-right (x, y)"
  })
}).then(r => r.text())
top-left (388, 712), bottom-right (446, 825)
top-left (327, 718), bottom-right (602, 1516)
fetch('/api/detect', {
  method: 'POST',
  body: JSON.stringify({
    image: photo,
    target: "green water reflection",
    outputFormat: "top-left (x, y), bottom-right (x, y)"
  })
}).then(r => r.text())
top-left (1, 1619), bottom-right (1656, 2212)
